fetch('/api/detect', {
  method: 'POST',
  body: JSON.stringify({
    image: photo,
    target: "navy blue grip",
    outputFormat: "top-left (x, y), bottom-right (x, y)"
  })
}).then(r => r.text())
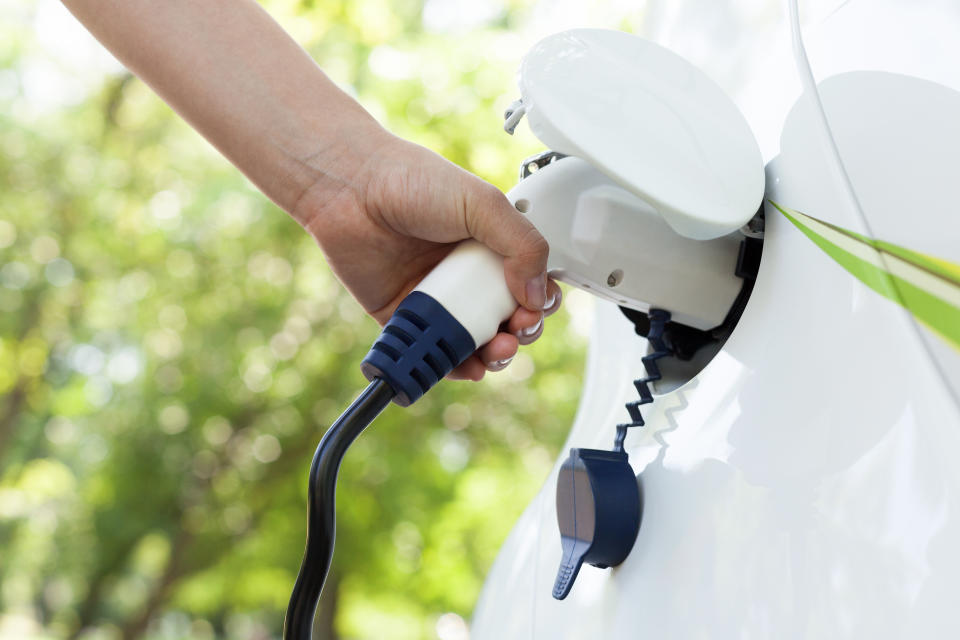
top-left (360, 291), bottom-right (476, 406)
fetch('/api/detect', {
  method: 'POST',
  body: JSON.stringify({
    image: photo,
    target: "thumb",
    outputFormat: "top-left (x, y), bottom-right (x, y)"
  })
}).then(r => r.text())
top-left (462, 178), bottom-right (549, 311)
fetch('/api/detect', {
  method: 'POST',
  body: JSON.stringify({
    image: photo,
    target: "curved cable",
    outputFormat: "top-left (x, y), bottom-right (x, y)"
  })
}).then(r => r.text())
top-left (283, 378), bottom-right (395, 640)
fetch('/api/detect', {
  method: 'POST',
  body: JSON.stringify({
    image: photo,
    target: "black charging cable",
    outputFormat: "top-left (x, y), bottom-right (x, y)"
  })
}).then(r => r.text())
top-left (283, 378), bottom-right (395, 640)
top-left (283, 291), bottom-right (479, 639)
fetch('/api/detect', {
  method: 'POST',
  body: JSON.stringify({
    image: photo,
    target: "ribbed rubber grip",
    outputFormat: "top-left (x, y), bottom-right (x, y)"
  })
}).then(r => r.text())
top-left (360, 291), bottom-right (477, 406)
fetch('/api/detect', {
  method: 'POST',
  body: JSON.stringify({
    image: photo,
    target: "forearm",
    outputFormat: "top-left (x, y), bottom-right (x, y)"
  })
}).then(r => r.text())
top-left (62, 0), bottom-right (383, 217)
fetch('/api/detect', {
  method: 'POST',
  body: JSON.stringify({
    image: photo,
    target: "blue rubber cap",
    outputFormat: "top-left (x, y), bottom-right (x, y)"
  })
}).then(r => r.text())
top-left (553, 448), bottom-right (641, 600)
top-left (361, 291), bottom-right (476, 406)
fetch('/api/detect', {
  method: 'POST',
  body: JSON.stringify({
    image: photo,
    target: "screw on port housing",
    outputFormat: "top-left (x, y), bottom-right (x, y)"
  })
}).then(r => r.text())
top-left (518, 150), bottom-right (568, 181)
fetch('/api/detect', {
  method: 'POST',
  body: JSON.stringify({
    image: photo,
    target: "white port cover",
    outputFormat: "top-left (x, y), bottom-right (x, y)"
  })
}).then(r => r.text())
top-left (519, 29), bottom-right (764, 240)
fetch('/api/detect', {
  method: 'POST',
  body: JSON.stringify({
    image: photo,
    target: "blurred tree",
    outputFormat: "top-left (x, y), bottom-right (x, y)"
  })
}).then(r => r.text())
top-left (0, 1), bottom-right (600, 639)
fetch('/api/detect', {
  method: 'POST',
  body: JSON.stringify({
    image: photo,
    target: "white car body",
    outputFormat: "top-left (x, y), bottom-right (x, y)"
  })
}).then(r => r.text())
top-left (472, 1), bottom-right (960, 637)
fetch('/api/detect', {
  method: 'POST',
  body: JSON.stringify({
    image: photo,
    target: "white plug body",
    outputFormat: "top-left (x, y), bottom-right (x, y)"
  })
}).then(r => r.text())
top-left (415, 156), bottom-right (747, 348)
top-left (515, 157), bottom-right (745, 329)
top-left (414, 240), bottom-right (515, 348)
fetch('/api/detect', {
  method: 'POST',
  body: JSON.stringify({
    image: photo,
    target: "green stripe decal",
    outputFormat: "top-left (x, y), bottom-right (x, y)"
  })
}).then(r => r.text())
top-left (770, 201), bottom-right (960, 351)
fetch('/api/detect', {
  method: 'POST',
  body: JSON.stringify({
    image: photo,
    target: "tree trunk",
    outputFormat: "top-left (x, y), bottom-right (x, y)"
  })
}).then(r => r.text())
top-left (0, 385), bottom-right (26, 467)
top-left (118, 528), bottom-right (192, 640)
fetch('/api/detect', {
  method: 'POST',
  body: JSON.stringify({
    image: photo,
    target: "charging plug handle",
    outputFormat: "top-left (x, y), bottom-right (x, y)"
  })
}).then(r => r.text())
top-left (360, 291), bottom-right (478, 406)
top-left (285, 286), bottom-right (496, 639)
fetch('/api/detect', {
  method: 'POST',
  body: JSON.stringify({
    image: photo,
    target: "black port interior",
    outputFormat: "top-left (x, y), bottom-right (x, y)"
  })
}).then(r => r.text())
top-left (618, 234), bottom-right (763, 394)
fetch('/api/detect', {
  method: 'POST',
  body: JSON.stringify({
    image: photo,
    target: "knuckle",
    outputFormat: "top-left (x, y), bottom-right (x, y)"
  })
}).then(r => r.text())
top-left (478, 181), bottom-right (505, 205)
top-left (463, 182), bottom-right (501, 234)
top-left (518, 225), bottom-right (549, 260)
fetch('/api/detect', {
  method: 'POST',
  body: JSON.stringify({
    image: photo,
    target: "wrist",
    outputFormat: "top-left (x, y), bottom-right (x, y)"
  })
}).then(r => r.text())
top-left (286, 105), bottom-right (390, 229)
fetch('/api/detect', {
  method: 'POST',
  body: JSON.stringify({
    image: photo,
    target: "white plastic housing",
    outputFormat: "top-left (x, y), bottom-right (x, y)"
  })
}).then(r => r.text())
top-left (515, 157), bottom-right (743, 330)
top-left (415, 157), bottom-right (744, 347)
top-left (417, 28), bottom-right (764, 349)
top-left (518, 29), bottom-right (764, 240)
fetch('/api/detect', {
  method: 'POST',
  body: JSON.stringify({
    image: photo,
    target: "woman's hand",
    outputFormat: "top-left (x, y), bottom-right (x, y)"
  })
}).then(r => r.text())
top-left (294, 126), bottom-right (562, 381)
top-left (61, 0), bottom-right (560, 381)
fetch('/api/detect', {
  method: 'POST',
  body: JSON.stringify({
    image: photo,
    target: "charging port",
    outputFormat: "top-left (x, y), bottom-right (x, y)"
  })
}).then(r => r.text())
top-left (618, 231), bottom-right (763, 395)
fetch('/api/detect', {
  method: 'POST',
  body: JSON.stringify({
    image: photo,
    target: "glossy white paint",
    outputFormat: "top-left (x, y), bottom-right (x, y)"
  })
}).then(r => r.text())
top-left (472, 1), bottom-right (960, 638)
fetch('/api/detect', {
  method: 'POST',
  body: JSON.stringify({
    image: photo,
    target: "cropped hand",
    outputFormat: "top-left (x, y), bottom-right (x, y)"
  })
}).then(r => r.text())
top-left (61, 0), bottom-right (561, 381)
top-left (294, 126), bottom-right (562, 380)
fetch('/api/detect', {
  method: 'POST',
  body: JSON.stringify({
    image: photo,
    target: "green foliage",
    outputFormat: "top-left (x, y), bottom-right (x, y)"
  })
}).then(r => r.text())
top-left (0, 1), bottom-right (590, 638)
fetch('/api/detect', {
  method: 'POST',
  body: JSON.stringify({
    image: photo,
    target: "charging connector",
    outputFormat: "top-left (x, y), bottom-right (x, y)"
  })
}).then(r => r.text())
top-left (284, 289), bottom-right (485, 639)
top-left (360, 291), bottom-right (477, 406)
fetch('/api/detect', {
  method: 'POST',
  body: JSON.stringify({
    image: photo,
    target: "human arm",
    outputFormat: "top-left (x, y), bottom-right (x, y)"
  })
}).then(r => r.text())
top-left (61, 0), bottom-right (560, 379)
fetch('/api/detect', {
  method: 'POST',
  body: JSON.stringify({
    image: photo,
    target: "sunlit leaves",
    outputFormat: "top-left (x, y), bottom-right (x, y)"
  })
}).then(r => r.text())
top-left (0, 1), bottom-right (591, 638)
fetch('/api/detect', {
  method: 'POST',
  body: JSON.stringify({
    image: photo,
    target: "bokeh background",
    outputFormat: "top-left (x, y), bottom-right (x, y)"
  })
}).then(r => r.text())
top-left (0, 0), bottom-right (659, 638)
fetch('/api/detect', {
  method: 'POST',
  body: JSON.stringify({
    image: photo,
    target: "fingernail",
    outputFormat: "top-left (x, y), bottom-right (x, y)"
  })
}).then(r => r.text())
top-left (544, 289), bottom-right (561, 312)
top-left (489, 357), bottom-right (513, 371)
top-left (525, 274), bottom-right (547, 310)
top-left (518, 316), bottom-right (543, 338)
